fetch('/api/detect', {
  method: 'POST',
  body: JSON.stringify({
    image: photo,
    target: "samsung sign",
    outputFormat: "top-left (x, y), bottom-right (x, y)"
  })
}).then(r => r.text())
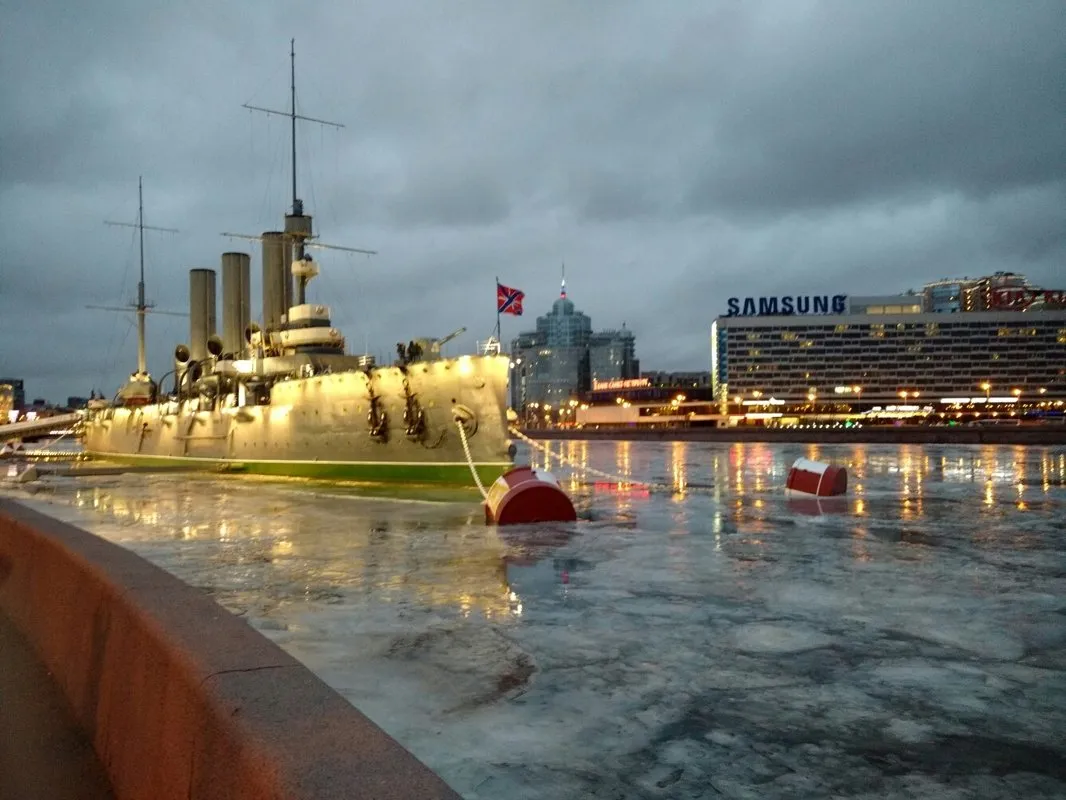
top-left (726, 295), bottom-right (847, 317)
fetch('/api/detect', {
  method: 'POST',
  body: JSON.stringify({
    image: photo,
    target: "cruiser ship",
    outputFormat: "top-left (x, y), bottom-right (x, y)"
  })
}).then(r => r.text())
top-left (82, 42), bottom-right (514, 485)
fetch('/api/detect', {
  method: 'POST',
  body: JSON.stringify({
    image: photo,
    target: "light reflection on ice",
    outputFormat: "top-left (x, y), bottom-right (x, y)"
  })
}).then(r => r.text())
top-left (3, 442), bottom-right (1066, 799)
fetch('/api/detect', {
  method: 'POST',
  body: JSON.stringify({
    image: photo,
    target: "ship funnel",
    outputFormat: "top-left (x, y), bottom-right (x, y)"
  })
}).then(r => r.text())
top-left (207, 334), bottom-right (224, 358)
top-left (261, 232), bottom-right (291, 332)
top-left (189, 268), bottom-right (218, 362)
top-left (221, 252), bottom-right (251, 358)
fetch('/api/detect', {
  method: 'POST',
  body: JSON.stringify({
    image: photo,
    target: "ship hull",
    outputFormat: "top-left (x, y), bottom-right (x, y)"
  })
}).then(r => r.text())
top-left (83, 355), bottom-right (514, 487)
top-left (79, 451), bottom-right (509, 486)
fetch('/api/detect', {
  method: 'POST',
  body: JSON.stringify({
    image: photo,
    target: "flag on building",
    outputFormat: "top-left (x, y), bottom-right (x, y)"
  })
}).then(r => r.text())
top-left (497, 282), bottom-right (525, 316)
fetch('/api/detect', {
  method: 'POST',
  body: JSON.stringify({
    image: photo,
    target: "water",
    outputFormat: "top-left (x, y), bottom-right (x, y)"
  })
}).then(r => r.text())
top-left (6, 442), bottom-right (1066, 799)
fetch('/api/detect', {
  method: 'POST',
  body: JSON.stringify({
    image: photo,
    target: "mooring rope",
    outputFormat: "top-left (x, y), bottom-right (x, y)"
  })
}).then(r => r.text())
top-left (507, 427), bottom-right (700, 494)
top-left (456, 418), bottom-right (489, 499)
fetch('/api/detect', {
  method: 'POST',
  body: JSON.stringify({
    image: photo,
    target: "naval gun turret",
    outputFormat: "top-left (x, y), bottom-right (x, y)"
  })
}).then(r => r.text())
top-left (397, 327), bottom-right (467, 365)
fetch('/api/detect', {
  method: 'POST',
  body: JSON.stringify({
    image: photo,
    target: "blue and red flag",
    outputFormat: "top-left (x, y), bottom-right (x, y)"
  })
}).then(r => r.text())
top-left (497, 282), bottom-right (525, 316)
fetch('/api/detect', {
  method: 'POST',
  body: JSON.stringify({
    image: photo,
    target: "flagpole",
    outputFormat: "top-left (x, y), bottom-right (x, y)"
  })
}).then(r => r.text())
top-left (495, 275), bottom-right (501, 344)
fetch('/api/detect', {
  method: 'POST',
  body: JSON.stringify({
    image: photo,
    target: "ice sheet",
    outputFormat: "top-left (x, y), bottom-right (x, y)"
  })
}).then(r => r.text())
top-left (5, 442), bottom-right (1066, 798)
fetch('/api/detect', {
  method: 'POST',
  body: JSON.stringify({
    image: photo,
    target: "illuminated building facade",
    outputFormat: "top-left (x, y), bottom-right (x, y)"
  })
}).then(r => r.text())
top-left (712, 308), bottom-right (1066, 406)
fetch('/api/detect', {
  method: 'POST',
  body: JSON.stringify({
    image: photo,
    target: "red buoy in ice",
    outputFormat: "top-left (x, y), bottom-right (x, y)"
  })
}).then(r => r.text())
top-left (785, 457), bottom-right (848, 497)
top-left (484, 466), bottom-right (577, 525)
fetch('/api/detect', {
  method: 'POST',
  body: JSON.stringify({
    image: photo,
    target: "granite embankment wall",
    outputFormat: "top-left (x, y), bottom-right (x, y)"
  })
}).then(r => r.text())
top-left (522, 426), bottom-right (1066, 446)
top-left (522, 426), bottom-right (1066, 445)
top-left (0, 500), bottom-right (461, 800)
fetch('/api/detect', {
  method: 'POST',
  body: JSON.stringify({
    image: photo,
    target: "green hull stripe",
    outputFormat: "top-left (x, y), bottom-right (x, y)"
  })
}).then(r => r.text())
top-left (85, 452), bottom-right (510, 487)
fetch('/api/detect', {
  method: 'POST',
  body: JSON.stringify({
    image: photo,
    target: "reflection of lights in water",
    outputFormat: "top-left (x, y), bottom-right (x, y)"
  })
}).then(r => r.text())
top-left (753, 498), bottom-right (764, 510)
top-left (855, 498), bottom-right (866, 515)
top-left (617, 441), bottom-right (631, 478)
top-left (735, 469), bottom-right (744, 496)
top-left (850, 525), bottom-right (872, 562)
top-left (671, 440), bottom-right (687, 494)
top-left (985, 482), bottom-right (994, 507)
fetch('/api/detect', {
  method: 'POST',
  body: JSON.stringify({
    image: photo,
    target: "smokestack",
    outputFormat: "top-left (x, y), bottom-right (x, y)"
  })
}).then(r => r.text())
top-left (189, 268), bottom-right (217, 362)
top-left (221, 252), bottom-right (251, 357)
top-left (261, 232), bottom-right (291, 331)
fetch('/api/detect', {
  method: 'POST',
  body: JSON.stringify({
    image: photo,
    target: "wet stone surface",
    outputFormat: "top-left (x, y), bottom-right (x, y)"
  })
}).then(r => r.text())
top-left (7, 442), bottom-right (1066, 798)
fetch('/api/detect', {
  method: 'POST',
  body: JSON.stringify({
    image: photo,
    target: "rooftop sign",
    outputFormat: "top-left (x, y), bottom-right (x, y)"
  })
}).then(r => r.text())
top-left (726, 295), bottom-right (847, 317)
top-left (591, 378), bottom-right (650, 391)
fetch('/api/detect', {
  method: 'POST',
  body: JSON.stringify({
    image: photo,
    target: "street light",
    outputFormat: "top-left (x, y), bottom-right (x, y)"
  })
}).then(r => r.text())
top-left (981, 382), bottom-right (991, 400)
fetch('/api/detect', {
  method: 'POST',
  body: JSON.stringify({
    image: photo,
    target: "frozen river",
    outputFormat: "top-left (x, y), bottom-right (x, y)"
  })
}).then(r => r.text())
top-left (6, 441), bottom-right (1066, 799)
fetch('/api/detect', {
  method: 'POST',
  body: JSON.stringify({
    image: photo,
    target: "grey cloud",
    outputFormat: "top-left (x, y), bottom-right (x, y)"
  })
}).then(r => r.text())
top-left (2, 0), bottom-right (1064, 401)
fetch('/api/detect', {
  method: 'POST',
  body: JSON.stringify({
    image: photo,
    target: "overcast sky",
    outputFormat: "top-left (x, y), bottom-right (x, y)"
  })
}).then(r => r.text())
top-left (2, 0), bottom-right (1064, 402)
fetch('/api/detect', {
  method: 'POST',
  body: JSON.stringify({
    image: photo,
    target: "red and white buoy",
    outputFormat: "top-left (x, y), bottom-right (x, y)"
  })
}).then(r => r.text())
top-left (484, 466), bottom-right (577, 525)
top-left (785, 457), bottom-right (848, 497)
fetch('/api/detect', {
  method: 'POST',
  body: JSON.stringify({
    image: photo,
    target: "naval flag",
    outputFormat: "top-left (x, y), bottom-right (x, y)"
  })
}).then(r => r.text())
top-left (497, 282), bottom-right (525, 316)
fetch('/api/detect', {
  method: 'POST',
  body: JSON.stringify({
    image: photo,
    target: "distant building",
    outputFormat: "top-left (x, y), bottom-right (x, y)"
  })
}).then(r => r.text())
top-left (0, 378), bottom-right (25, 411)
top-left (509, 276), bottom-right (639, 409)
top-left (922, 279), bottom-right (967, 313)
top-left (962, 271), bottom-right (1030, 312)
top-left (848, 294), bottom-right (923, 315)
top-left (711, 274), bottom-right (1066, 407)
top-left (66, 396), bottom-right (91, 409)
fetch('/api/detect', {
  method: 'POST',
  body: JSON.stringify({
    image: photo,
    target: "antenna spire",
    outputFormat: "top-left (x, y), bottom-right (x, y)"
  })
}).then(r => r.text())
top-left (560, 262), bottom-right (567, 298)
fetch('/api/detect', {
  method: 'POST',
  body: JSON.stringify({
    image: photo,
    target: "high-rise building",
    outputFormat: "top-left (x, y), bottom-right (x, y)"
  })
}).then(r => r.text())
top-left (711, 275), bottom-right (1065, 407)
top-left (509, 274), bottom-right (638, 408)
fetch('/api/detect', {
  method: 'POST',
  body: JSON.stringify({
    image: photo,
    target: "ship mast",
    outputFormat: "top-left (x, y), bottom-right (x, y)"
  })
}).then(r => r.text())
top-left (239, 41), bottom-right (378, 303)
top-left (290, 38), bottom-right (298, 218)
top-left (136, 177), bottom-right (148, 374)
top-left (92, 177), bottom-right (181, 381)
top-left (224, 42), bottom-right (377, 322)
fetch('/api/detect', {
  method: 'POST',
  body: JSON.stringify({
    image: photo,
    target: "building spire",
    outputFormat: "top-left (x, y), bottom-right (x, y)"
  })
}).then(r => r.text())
top-left (560, 262), bottom-right (567, 298)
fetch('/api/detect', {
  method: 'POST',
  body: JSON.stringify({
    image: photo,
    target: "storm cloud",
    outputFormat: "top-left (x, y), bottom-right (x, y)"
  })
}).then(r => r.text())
top-left (2, 0), bottom-right (1064, 401)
